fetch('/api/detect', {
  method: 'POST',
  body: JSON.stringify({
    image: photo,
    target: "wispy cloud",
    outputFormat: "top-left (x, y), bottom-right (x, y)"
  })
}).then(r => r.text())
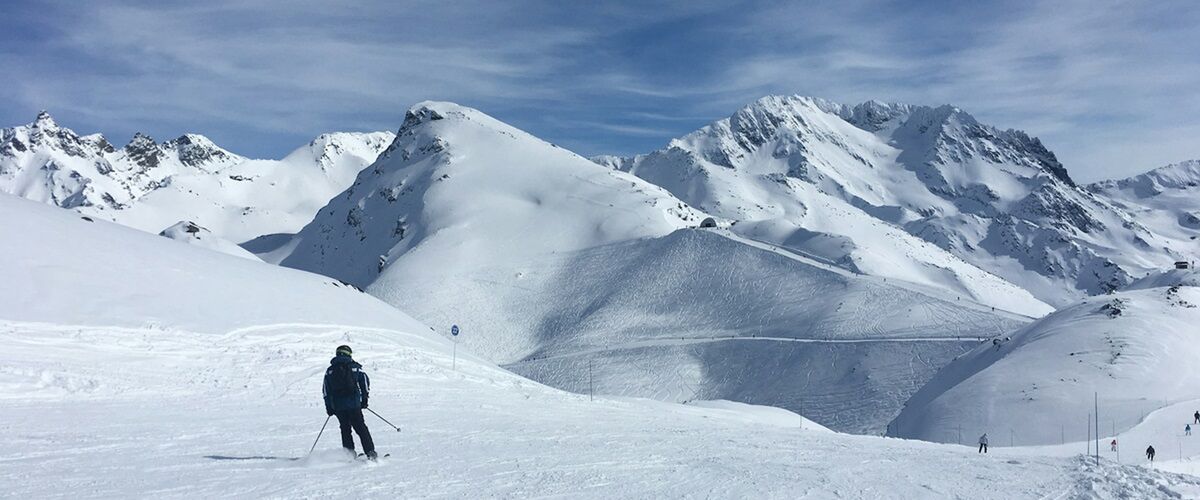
top-left (1, 0), bottom-right (1196, 180)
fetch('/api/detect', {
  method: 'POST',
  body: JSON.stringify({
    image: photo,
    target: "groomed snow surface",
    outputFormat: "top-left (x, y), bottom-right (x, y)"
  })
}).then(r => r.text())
top-left (4, 177), bottom-right (1200, 497)
top-left (891, 283), bottom-right (1200, 447)
top-left (9, 322), bottom-right (1200, 499)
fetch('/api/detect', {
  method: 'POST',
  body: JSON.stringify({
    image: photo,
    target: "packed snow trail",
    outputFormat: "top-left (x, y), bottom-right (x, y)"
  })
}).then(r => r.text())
top-left (507, 337), bottom-right (978, 434)
top-left (716, 230), bottom-right (1045, 321)
top-left (515, 335), bottom-right (992, 362)
top-left (3, 322), bottom-right (1199, 499)
top-left (1008, 399), bottom-right (1200, 468)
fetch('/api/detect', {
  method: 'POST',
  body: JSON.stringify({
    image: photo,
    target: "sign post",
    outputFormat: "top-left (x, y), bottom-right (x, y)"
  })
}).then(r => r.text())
top-left (451, 325), bottom-right (460, 371)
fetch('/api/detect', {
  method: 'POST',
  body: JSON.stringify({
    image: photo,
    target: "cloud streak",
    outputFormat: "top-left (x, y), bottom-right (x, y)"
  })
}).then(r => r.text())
top-left (0, 0), bottom-right (1196, 181)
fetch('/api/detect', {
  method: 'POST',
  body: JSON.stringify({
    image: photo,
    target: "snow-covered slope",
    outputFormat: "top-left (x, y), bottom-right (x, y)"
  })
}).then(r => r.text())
top-left (276, 103), bottom-right (1035, 433)
top-left (158, 220), bottom-right (263, 261)
top-left (889, 275), bottom-right (1200, 445)
top-left (493, 228), bottom-right (1035, 433)
top-left (1127, 269), bottom-right (1200, 290)
top-left (3, 192), bottom-right (1198, 497)
top-left (0, 112), bottom-right (394, 242)
top-left (604, 96), bottom-right (1182, 307)
top-left (280, 101), bottom-right (704, 286)
top-left (279, 101), bottom-right (704, 353)
top-left (1090, 159), bottom-right (1200, 266)
top-left (0, 193), bottom-right (432, 334)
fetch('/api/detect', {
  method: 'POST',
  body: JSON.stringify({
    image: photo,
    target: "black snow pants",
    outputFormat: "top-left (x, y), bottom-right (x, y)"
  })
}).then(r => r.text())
top-left (978, 443), bottom-right (987, 453)
top-left (335, 409), bottom-right (375, 454)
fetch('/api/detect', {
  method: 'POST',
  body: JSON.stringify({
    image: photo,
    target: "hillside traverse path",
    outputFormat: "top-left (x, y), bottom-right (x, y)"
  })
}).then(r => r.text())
top-left (515, 335), bottom-right (992, 363)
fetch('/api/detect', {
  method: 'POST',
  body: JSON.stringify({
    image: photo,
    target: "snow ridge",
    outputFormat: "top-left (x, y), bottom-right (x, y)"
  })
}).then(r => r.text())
top-left (603, 95), bottom-right (1183, 306)
top-left (0, 112), bottom-right (395, 242)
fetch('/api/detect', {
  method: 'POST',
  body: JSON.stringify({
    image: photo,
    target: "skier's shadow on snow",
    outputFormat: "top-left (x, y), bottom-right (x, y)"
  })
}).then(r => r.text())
top-left (204, 455), bottom-right (300, 462)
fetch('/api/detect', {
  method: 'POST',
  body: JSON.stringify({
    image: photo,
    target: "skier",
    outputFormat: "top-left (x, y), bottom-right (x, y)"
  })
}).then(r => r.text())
top-left (1146, 445), bottom-right (1156, 462)
top-left (978, 433), bottom-right (988, 453)
top-left (323, 345), bottom-right (376, 460)
top-left (1194, 410), bottom-right (1199, 424)
top-left (1110, 439), bottom-right (1117, 452)
top-left (1187, 424), bottom-right (1193, 436)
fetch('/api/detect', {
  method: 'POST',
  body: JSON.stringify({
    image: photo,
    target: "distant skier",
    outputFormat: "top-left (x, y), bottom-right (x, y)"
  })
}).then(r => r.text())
top-left (1146, 445), bottom-right (1156, 462)
top-left (1187, 424), bottom-right (1193, 436)
top-left (323, 345), bottom-right (376, 460)
top-left (1110, 439), bottom-right (1117, 452)
top-left (978, 433), bottom-right (988, 453)
top-left (1194, 410), bottom-right (1199, 424)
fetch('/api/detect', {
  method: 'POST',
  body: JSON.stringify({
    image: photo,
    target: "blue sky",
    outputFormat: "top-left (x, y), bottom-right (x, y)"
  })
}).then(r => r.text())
top-left (2, 0), bottom-right (1197, 182)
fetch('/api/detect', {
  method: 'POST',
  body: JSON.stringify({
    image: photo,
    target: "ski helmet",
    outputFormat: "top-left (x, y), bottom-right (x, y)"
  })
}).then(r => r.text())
top-left (336, 345), bottom-right (353, 357)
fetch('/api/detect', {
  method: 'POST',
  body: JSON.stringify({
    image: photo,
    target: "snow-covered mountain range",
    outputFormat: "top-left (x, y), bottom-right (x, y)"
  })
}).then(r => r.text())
top-left (269, 101), bottom-right (1041, 433)
top-left (5, 189), bottom-right (1194, 497)
top-left (0, 112), bottom-right (393, 242)
top-left (600, 96), bottom-right (1189, 307)
top-left (1089, 159), bottom-right (1200, 265)
top-left (3, 98), bottom-right (1196, 436)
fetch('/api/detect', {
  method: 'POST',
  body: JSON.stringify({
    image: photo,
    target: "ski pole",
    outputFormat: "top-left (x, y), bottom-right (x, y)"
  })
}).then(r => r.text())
top-left (367, 408), bottom-right (401, 432)
top-left (309, 415), bottom-right (332, 455)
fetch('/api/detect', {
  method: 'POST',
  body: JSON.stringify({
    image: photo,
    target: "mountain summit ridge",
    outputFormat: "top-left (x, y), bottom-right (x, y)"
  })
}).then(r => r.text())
top-left (601, 94), bottom-right (1181, 306)
top-left (0, 112), bottom-right (396, 242)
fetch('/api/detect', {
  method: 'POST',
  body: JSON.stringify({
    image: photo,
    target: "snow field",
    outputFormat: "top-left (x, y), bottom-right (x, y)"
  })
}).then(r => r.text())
top-left (891, 283), bottom-right (1200, 447)
top-left (2, 175), bottom-right (1199, 497)
top-left (4, 321), bottom-right (1198, 498)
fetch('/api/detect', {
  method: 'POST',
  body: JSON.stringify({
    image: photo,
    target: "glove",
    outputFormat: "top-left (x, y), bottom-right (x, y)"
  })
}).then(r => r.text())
top-left (326, 407), bottom-right (334, 416)
top-left (361, 397), bottom-right (369, 410)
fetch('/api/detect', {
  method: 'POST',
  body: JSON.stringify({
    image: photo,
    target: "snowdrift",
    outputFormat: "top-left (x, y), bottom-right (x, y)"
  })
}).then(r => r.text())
top-left (890, 282), bottom-right (1200, 445)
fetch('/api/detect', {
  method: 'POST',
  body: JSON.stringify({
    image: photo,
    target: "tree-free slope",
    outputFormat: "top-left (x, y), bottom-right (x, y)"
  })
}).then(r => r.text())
top-left (2, 192), bottom-right (1197, 498)
top-left (1090, 159), bottom-right (1200, 266)
top-left (607, 95), bottom-right (1181, 307)
top-left (276, 102), bottom-right (1036, 433)
top-left (279, 101), bottom-right (705, 360)
top-left (0, 193), bottom-right (431, 335)
top-left (890, 277), bottom-right (1200, 445)
top-left (0, 112), bottom-right (394, 242)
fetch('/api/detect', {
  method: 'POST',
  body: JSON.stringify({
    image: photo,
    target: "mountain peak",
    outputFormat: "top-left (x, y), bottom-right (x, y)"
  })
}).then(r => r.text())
top-left (33, 111), bottom-right (58, 130)
top-left (168, 133), bottom-right (215, 147)
top-left (842, 100), bottom-right (914, 131)
top-left (126, 132), bottom-right (157, 149)
top-left (1092, 158), bottom-right (1200, 196)
top-left (399, 101), bottom-right (485, 134)
top-left (164, 133), bottom-right (241, 168)
top-left (124, 133), bottom-right (161, 169)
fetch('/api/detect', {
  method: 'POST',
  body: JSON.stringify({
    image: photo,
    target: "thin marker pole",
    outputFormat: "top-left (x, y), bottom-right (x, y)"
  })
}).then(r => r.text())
top-left (450, 325), bottom-right (460, 371)
top-left (1095, 393), bottom-right (1100, 465)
